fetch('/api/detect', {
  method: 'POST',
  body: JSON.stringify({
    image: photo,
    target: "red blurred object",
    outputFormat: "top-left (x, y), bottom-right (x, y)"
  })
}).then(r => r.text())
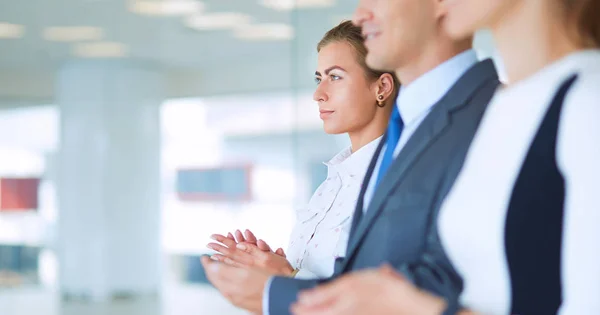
top-left (0, 178), bottom-right (40, 211)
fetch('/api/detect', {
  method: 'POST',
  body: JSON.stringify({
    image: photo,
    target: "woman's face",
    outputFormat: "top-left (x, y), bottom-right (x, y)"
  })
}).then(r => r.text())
top-left (442, 0), bottom-right (518, 38)
top-left (313, 41), bottom-right (380, 135)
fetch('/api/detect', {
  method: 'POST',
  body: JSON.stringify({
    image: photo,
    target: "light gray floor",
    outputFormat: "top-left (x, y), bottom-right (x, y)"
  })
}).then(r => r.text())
top-left (0, 285), bottom-right (247, 315)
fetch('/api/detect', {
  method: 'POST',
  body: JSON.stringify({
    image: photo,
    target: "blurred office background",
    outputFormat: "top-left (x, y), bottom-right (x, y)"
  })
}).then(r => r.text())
top-left (0, 0), bottom-right (499, 314)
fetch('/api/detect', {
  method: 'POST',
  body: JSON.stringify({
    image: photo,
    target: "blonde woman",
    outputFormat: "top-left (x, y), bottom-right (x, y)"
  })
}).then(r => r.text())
top-left (207, 21), bottom-right (400, 279)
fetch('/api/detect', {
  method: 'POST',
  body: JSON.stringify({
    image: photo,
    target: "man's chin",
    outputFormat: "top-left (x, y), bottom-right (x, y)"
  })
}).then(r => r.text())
top-left (323, 124), bottom-right (344, 135)
top-left (366, 54), bottom-right (396, 73)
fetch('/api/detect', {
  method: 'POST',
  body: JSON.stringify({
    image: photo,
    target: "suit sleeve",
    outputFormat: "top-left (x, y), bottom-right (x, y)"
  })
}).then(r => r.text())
top-left (266, 276), bottom-right (329, 315)
top-left (396, 226), bottom-right (463, 303)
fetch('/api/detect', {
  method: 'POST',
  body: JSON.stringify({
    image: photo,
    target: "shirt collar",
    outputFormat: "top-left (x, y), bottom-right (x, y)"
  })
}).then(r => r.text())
top-left (396, 49), bottom-right (479, 125)
top-left (324, 136), bottom-right (382, 176)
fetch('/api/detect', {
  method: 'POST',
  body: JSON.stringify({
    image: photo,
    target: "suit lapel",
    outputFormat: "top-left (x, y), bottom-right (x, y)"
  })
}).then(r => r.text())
top-left (343, 109), bottom-right (451, 263)
top-left (340, 59), bottom-right (499, 271)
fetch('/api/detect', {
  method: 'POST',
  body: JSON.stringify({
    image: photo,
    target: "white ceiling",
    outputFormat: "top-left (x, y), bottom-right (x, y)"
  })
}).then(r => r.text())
top-left (0, 0), bottom-right (355, 70)
top-left (0, 0), bottom-right (498, 107)
top-left (0, 0), bottom-right (361, 105)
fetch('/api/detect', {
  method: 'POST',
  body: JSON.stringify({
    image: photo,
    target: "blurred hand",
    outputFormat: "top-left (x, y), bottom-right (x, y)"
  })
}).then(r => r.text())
top-left (207, 229), bottom-right (287, 270)
top-left (291, 264), bottom-right (448, 315)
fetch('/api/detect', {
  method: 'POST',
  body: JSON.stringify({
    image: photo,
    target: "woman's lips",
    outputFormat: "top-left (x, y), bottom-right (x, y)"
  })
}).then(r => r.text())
top-left (319, 109), bottom-right (334, 119)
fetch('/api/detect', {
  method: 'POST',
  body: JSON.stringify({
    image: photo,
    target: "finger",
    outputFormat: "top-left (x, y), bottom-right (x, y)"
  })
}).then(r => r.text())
top-left (227, 232), bottom-right (236, 241)
top-left (234, 229), bottom-right (246, 243)
top-left (211, 234), bottom-right (238, 249)
top-left (291, 296), bottom-right (344, 315)
top-left (205, 258), bottom-right (247, 283)
top-left (244, 229), bottom-right (258, 244)
top-left (201, 256), bottom-right (221, 285)
top-left (200, 255), bottom-right (212, 268)
top-left (257, 239), bottom-right (272, 252)
top-left (212, 253), bottom-right (237, 266)
top-left (223, 257), bottom-right (245, 268)
top-left (201, 256), bottom-right (244, 285)
top-left (211, 254), bottom-right (226, 263)
top-left (207, 242), bottom-right (235, 256)
top-left (236, 243), bottom-right (270, 260)
top-left (257, 240), bottom-right (271, 252)
top-left (379, 264), bottom-right (405, 280)
top-left (291, 302), bottom-right (318, 315)
top-left (297, 277), bottom-right (348, 307)
top-left (291, 303), bottom-right (343, 315)
top-left (275, 248), bottom-right (286, 257)
top-left (207, 243), bottom-right (255, 265)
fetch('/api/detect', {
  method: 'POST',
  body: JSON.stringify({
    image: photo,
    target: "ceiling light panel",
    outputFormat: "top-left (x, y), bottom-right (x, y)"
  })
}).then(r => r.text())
top-left (72, 42), bottom-right (129, 58)
top-left (233, 23), bottom-right (294, 41)
top-left (184, 12), bottom-right (252, 31)
top-left (260, 0), bottom-right (336, 11)
top-left (43, 26), bottom-right (104, 42)
top-left (0, 23), bottom-right (25, 39)
top-left (129, 0), bottom-right (204, 16)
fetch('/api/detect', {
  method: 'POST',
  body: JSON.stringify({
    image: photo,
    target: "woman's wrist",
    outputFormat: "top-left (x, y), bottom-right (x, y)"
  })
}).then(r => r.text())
top-left (271, 261), bottom-right (296, 277)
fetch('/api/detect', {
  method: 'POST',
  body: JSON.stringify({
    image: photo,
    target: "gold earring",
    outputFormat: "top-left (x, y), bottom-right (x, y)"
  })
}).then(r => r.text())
top-left (377, 94), bottom-right (385, 107)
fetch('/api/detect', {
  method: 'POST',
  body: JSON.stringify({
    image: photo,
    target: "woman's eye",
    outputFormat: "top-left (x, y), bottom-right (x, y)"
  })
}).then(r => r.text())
top-left (331, 75), bottom-right (341, 80)
top-left (314, 77), bottom-right (321, 84)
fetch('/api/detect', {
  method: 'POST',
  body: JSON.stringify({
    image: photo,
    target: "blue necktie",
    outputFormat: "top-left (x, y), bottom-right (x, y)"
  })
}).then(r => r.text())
top-left (375, 105), bottom-right (404, 187)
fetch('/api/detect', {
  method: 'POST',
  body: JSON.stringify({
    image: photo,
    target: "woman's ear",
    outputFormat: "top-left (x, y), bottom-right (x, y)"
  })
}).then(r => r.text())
top-left (374, 73), bottom-right (395, 102)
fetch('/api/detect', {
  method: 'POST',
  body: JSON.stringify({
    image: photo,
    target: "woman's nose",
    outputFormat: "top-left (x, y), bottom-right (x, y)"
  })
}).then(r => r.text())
top-left (313, 84), bottom-right (328, 102)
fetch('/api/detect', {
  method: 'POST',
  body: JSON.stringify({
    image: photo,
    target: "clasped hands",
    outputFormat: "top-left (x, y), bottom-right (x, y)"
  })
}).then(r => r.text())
top-left (202, 229), bottom-right (450, 315)
top-left (207, 229), bottom-right (295, 276)
top-left (200, 229), bottom-right (294, 314)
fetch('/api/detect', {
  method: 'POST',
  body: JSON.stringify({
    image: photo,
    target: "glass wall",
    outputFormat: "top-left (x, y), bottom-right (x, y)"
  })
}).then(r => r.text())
top-left (159, 91), bottom-right (346, 296)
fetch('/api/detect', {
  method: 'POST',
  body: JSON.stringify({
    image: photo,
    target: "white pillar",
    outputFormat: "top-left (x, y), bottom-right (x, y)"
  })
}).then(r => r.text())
top-left (56, 61), bottom-right (163, 301)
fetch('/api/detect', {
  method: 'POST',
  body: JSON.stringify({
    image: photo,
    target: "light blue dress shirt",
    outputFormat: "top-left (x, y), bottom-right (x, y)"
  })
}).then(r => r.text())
top-left (262, 49), bottom-right (479, 315)
top-left (362, 49), bottom-right (479, 212)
